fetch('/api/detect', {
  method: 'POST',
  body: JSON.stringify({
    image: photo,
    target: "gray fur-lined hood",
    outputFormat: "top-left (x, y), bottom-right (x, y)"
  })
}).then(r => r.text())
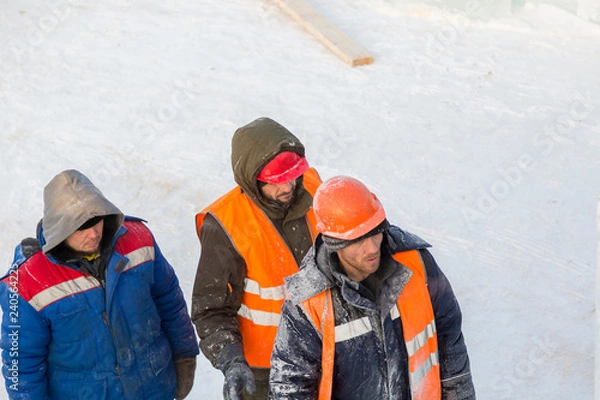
top-left (41, 169), bottom-right (124, 253)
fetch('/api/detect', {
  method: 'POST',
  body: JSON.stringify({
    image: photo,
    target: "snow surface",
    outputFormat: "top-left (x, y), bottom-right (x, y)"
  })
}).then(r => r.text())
top-left (1, 0), bottom-right (599, 399)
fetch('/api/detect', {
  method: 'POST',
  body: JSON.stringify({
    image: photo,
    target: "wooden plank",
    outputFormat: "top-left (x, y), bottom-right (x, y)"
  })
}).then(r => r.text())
top-left (271, 0), bottom-right (373, 67)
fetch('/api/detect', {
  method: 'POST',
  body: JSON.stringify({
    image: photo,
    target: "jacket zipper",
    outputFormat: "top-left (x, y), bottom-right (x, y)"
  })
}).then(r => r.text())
top-left (371, 310), bottom-right (391, 399)
top-left (102, 259), bottom-right (126, 376)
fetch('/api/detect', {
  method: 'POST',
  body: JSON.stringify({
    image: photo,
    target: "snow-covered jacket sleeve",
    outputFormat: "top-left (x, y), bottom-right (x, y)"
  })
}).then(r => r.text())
top-left (420, 249), bottom-right (476, 400)
top-left (149, 238), bottom-right (199, 360)
top-left (191, 213), bottom-right (247, 367)
top-left (0, 243), bottom-right (52, 400)
top-left (269, 299), bottom-right (322, 400)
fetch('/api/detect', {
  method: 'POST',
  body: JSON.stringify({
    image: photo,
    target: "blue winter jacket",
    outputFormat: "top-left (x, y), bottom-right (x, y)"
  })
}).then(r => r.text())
top-left (269, 226), bottom-right (476, 399)
top-left (0, 217), bottom-right (199, 400)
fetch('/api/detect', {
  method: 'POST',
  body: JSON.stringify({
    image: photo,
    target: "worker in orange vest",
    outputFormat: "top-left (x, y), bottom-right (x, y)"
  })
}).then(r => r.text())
top-left (269, 176), bottom-right (476, 400)
top-left (192, 117), bottom-right (322, 400)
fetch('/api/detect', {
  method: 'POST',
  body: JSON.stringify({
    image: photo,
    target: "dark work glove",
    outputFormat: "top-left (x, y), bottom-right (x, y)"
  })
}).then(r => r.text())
top-left (223, 361), bottom-right (256, 400)
top-left (174, 357), bottom-right (197, 400)
top-left (216, 343), bottom-right (256, 400)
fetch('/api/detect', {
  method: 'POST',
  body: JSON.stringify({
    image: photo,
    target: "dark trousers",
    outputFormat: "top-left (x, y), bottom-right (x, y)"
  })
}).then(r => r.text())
top-left (242, 368), bottom-right (269, 400)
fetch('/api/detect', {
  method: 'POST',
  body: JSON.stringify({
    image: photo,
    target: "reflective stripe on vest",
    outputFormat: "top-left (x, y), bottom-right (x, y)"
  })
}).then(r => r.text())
top-left (196, 168), bottom-right (321, 368)
top-left (244, 277), bottom-right (286, 300)
top-left (301, 249), bottom-right (441, 400)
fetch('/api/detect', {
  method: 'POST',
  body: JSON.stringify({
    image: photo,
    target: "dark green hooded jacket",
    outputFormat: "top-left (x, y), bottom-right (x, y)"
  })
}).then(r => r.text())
top-left (191, 117), bottom-right (319, 374)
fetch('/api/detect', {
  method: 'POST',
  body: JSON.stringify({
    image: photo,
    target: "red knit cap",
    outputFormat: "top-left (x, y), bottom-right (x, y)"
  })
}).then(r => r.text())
top-left (257, 151), bottom-right (309, 184)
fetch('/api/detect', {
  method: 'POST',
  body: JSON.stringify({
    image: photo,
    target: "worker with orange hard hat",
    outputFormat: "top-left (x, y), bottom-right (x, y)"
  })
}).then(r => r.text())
top-left (191, 117), bottom-right (322, 400)
top-left (269, 176), bottom-right (476, 400)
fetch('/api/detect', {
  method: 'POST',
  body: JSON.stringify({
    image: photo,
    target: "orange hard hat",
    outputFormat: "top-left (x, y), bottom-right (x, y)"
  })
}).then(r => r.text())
top-left (257, 151), bottom-right (309, 184)
top-left (313, 176), bottom-right (386, 240)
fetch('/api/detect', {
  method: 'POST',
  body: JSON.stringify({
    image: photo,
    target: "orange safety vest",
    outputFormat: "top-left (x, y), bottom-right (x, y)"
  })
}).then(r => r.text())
top-left (301, 250), bottom-right (441, 399)
top-left (196, 168), bottom-right (321, 368)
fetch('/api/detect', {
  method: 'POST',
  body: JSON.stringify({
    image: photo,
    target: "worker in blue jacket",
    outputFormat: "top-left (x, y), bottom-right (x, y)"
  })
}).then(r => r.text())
top-left (0, 169), bottom-right (199, 399)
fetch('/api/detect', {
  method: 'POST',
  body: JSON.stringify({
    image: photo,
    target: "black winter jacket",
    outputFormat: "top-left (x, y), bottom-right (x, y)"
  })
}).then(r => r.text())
top-left (269, 227), bottom-right (476, 400)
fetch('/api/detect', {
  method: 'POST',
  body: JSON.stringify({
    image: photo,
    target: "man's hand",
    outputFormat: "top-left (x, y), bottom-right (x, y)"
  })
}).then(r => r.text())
top-left (222, 361), bottom-right (256, 400)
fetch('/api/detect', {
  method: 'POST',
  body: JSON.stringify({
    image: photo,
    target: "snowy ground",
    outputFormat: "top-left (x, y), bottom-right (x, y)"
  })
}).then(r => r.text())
top-left (1, 0), bottom-right (599, 399)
